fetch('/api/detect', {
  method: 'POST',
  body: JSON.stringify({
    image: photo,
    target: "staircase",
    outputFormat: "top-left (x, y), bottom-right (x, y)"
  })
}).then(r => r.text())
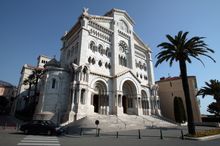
top-left (66, 114), bottom-right (177, 134)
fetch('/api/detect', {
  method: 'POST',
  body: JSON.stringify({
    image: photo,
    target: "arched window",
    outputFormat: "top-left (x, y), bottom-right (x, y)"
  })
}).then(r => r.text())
top-left (143, 63), bottom-right (147, 71)
top-left (88, 57), bottom-right (91, 63)
top-left (52, 78), bottom-right (56, 89)
top-left (89, 41), bottom-right (96, 52)
top-left (105, 62), bottom-right (108, 68)
top-left (80, 89), bottom-right (86, 104)
top-left (119, 20), bottom-right (128, 32)
top-left (119, 40), bottom-right (127, 53)
top-left (98, 60), bottom-right (102, 67)
top-left (101, 48), bottom-right (105, 55)
top-left (98, 44), bottom-right (103, 54)
top-left (108, 63), bottom-right (111, 69)
top-left (106, 47), bottom-right (109, 56)
top-left (92, 58), bottom-right (95, 64)
top-left (82, 67), bottom-right (88, 82)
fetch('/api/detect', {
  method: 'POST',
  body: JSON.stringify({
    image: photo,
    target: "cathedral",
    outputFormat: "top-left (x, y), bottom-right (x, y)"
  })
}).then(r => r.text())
top-left (34, 8), bottom-right (161, 124)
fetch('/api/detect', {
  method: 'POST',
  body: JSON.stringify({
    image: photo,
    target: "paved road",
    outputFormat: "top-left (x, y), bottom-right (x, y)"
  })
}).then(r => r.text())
top-left (1, 127), bottom-right (220, 146)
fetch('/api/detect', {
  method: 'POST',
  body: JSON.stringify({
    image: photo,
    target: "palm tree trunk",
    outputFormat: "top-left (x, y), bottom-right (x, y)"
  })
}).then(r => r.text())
top-left (179, 60), bottom-right (196, 135)
top-left (34, 77), bottom-right (39, 102)
top-left (28, 83), bottom-right (32, 97)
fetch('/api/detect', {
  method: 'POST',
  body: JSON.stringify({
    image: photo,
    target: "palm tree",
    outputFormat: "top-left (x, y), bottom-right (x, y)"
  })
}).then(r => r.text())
top-left (198, 79), bottom-right (220, 101)
top-left (23, 74), bottom-right (35, 97)
top-left (22, 68), bottom-right (44, 118)
top-left (32, 68), bottom-right (44, 97)
top-left (197, 79), bottom-right (220, 115)
top-left (155, 31), bottom-right (215, 135)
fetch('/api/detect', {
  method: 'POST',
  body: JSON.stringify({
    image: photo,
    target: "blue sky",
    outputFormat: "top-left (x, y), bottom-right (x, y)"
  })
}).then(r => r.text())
top-left (0, 0), bottom-right (219, 114)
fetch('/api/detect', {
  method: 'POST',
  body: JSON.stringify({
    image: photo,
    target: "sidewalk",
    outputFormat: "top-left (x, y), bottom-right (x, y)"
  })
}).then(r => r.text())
top-left (60, 126), bottom-right (220, 146)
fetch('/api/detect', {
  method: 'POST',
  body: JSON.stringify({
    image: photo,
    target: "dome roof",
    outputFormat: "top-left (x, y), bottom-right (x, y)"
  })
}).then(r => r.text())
top-left (44, 58), bottom-right (60, 68)
top-left (0, 80), bottom-right (13, 87)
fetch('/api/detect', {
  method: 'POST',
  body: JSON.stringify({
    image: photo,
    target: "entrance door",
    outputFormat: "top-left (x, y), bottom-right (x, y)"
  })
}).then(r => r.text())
top-left (122, 96), bottom-right (127, 113)
top-left (93, 95), bottom-right (99, 113)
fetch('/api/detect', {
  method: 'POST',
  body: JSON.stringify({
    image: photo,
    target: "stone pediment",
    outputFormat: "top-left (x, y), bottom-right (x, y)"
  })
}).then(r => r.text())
top-left (89, 16), bottom-right (113, 31)
top-left (105, 8), bottom-right (135, 25)
top-left (114, 69), bottom-right (141, 83)
top-left (90, 15), bottom-right (113, 22)
top-left (133, 32), bottom-right (151, 52)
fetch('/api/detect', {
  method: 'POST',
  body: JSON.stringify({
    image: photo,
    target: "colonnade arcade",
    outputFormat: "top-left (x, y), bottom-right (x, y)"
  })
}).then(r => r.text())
top-left (117, 80), bottom-right (138, 115)
top-left (91, 80), bottom-right (109, 115)
top-left (141, 90), bottom-right (150, 115)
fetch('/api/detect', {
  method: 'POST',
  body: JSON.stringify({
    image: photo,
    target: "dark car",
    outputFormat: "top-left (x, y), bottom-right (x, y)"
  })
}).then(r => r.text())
top-left (20, 120), bottom-right (64, 136)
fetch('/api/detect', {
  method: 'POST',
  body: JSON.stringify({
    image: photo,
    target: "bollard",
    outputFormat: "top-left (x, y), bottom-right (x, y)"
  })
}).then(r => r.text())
top-left (4, 122), bottom-right (7, 130)
top-left (80, 128), bottom-right (83, 136)
top-left (138, 129), bottom-right (141, 139)
top-left (160, 129), bottom-right (163, 139)
top-left (97, 128), bottom-right (100, 137)
top-left (181, 129), bottom-right (184, 140)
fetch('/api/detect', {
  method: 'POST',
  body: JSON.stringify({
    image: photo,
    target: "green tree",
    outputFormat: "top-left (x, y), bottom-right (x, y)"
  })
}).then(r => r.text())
top-left (155, 31), bottom-right (215, 135)
top-left (197, 79), bottom-right (220, 116)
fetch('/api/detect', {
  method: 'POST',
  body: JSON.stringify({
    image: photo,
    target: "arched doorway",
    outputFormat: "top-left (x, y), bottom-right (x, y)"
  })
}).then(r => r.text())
top-left (93, 95), bottom-right (99, 113)
top-left (92, 80), bottom-right (108, 114)
top-left (122, 80), bottom-right (137, 114)
top-left (141, 90), bottom-right (149, 115)
top-left (174, 96), bottom-right (186, 123)
top-left (122, 96), bottom-right (127, 113)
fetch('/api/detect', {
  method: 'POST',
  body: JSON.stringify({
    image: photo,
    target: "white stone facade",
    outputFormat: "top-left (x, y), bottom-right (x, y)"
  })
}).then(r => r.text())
top-left (35, 8), bottom-right (161, 124)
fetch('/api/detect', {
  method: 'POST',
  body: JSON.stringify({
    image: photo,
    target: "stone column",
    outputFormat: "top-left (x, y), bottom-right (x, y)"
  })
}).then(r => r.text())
top-left (147, 52), bottom-right (155, 84)
top-left (147, 99), bottom-right (151, 115)
top-left (70, 88), bottom-right (75, 111)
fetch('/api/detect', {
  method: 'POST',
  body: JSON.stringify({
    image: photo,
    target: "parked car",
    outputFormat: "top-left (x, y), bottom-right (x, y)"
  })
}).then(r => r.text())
top-left (20, 120), bottom-right (64, 135)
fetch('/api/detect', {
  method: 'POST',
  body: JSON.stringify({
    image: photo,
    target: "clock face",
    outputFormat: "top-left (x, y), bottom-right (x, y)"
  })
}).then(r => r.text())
top-left (119, 40), bottom-right (128, 53)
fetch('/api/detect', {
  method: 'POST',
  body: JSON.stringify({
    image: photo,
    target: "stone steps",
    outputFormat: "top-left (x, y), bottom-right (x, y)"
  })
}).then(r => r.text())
top-left (66, 114), bottom-right (177, 134)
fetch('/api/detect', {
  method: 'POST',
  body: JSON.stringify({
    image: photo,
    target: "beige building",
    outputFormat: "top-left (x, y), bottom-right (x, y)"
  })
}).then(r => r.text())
top-left (15, 55), bottom-right (51, 112)
top-left (0, 80), bottom-right (17, 114)
top-left (156, 76), bottom-right (201, 123)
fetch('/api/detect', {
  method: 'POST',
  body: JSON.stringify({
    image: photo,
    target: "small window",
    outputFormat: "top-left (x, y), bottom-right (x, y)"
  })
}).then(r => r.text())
top-left (88, 57), bottom-right (91, 63)
top-left (108, 52), bottom-right (111, 57)
top-left (74, 59), bottom-right (77, 64)
top-left (80, 89), bottom-right (85, 104)
top-left (143, 64), bottom-right (147, 71)
top-left (105, 62), bottom-right (108, 68)
top-left (89, 41), bottom-right (95, 51)
top-left (98, 60), bottom-right (102, 67)
top-left (52, 79), bottom-right (56, 89)
top-left (98, 45), bottom-right (103, 54)
top-left (106, 47), bottom-right (110, 56)
top-left (144, 75), bottom-right (148, 80)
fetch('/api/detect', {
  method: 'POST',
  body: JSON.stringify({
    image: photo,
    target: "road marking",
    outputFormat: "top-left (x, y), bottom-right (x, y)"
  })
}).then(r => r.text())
top-left (21, 140), bottom-right (59, 142)
top-left (17, 135), bottom-right (60, 146)
top-left (24, 137), bottom-right (58, 140)
top-left (17, 143), bottom-right (60, 146)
